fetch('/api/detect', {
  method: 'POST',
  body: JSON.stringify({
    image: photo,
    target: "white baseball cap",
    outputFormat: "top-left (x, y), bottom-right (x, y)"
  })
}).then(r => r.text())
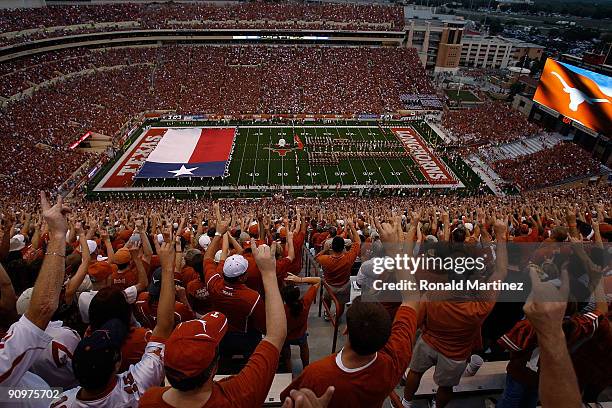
top-left (222, 254), bottom-right (248, 278)
top-left (214, 249), bottom-right (222, 263)
top-left (16, 287), bottom-right (33, 315)
top-left (9, 234), bottom-right (25, 252)
top-left (86, 240), bottom-right (98, 254)
top-left (198, 234), bottom-right (211, 250)
top-left (156, 233), bottom-right (164, 244)
top-left (464, 222), bottom-right (474, 232)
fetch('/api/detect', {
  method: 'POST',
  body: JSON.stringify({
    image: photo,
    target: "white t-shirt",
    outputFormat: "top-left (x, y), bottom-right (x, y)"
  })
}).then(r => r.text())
top-left (52, 340), bottom-right (165, 408)
top-left (0, 315), bottom-right (53, 408)
top-left (29, 321), bottom-right (81, 389)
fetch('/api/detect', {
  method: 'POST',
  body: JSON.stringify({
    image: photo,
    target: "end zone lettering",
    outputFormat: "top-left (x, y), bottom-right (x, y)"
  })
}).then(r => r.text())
top-left (391, 127), bottom-right (454, 184)
top-left (102, 128), bottom-right (166, 188)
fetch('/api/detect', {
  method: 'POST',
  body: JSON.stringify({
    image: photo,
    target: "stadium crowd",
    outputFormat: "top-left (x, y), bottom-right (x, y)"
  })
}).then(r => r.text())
top-left (492, 143), bottom-right (601, 190)
top-left (0, 45), bottom-right (436, 200)
top-left (0, 185), bottom-right (610, 407)
top-left (0, 2), bottom-right (404, 46)
top-left (442, 102), bottom-right (542, 146)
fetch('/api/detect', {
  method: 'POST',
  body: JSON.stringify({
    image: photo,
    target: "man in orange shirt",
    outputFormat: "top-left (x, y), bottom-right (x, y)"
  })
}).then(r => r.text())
top-left (110, 243), bottom-right (146, 290)
top-left (316, 219), bottom-right (360, 316)
top-left (86, 230), bottom-right (117, 290)
top-left (139, 239), bottom-right (287, 408)
top-left (281, 215), bottom-right (420, 408)
top-left (402, 219), bottom-right (509, 408)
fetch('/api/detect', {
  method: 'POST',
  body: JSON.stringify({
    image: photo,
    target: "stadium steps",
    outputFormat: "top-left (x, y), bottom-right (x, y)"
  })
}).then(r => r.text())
top-left (466, 155), bottom-right (505, 196)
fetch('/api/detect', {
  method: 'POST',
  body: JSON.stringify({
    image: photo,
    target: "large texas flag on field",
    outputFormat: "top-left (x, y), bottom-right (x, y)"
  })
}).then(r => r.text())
top-left (135, 127), bottom-right (236, 179)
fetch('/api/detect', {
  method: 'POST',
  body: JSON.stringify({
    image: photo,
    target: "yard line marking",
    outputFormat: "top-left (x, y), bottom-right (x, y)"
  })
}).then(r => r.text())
top-left (237, 127), bottom-right (248, 185)
top-left (335, 127), bottom-right (358, 185)
top-left (314, 127), bottom-right (331, 185)
top-left (359, 127), bottom-right (399, 185)
top-left (301, 127), bottom-right (315, 185)
top-left (354, 127), bottom-right (385, 185)
top-left (266, 128), bottom-right (271, 186)
top-left (252, 128), bottom-right (260, 185)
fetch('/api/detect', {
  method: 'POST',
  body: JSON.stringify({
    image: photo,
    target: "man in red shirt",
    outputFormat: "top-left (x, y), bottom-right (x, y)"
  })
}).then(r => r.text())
top-left (286, 212), bottom-right (306, 275)
top-left (316, 219), bottom-right (360, 316)
top-left (134, 267), bottom-right (195, 329)
top-left (139, 239), bottom-right (287, 408)
top-left (281, 215), bottom-right (420, 408)
top-left (203, 218), bottom-right (266, 357)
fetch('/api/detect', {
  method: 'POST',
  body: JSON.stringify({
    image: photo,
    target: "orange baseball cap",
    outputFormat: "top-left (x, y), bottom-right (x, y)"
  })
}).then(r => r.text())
top-left (114, 248), bottom-right (131, 264)
top-left (278, 227), bottom-right (287, 239)
top-left (164, 312), bottom-right (228, 377)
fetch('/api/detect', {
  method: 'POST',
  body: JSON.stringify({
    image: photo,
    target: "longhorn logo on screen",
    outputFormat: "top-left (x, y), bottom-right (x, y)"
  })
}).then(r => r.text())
top-left (533, 58), bottom-right (612, 135)
top-left (550, 71), bottom-right (610, 111)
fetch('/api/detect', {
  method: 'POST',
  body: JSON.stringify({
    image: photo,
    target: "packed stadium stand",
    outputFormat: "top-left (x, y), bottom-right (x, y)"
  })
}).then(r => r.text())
top-left (0, 2), bottom-right (610, 408)
top-left (441, 102), bottom-right (542, 146)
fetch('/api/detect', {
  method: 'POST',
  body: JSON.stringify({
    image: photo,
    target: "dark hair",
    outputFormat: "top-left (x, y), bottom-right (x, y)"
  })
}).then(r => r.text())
top-left (281, 285), bottom-right (303, 318)
top-left (189, 253), bottom-right (205, 281)
top-left (452, 227), bottom-right (466, 243)
top-left (165, 350), bottom-right (219, 391)
top-left (346, 297), bottom-right (391, 355)
top-left (331, 236), bottom-right (345, 253)
top-left (116, 262), bottom-right (130, 271)
top-left (73, 347), bottom-right (121, 390)
top-left (223, 274), bottom-right (243, 284)
top-left (89, 287), bottom-right (131, 330)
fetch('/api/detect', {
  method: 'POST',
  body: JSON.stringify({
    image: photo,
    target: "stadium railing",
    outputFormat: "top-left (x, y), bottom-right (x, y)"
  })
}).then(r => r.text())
top-left (320, 280), bottom-right (345, 354)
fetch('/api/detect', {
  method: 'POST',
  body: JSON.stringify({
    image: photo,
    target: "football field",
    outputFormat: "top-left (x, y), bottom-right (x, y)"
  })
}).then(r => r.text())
top-left (91, 121), bottom-right (482, 197)
top-left (229, 126), bottom-right (427, 186)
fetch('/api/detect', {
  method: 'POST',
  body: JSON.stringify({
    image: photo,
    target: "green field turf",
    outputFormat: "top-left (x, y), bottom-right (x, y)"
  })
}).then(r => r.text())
top-left (225, 126), bottom-right (426, 187)
top-left (91, 121), bottom-right (485, 198)
top-left (445, 89), bottom-right (480, 102)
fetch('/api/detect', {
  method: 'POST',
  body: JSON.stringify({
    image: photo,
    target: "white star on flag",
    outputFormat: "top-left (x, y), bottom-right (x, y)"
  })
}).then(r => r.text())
top-left (169, 165), bottom-right (198, 177)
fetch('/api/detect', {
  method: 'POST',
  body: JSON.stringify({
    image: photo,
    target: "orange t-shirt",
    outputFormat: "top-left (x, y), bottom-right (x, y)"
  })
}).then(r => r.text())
top-left (139, 340), bottom-right (280, 408)
top-left (111, 266), bottom-right (138, 290)
top-left (134, 292), bottom-right (195, 329)
top-left (285, 285), bottom-right (318, 341)
top-left (287, 231), bottom-right (306, 274)
top-left (316, 242), bottom-right (360, 287)
top-left (419, 300), bottom-right (495, 360)
top-left (281, 306), bottom-right (417, 408)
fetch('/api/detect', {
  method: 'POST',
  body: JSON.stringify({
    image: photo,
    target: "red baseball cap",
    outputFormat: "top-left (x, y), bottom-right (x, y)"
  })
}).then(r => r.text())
top-left (164, 312), bottom-right (228, 377)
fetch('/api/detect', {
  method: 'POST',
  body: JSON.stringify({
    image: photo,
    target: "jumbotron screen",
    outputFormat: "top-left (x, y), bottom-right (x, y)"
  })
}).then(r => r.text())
top-left (533, 58), bottom-right (611, 134)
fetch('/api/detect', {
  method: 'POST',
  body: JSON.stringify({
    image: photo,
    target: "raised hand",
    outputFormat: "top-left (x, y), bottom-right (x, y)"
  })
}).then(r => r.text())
top-left (374, 216), bottom-right (399, 243)
top-left (40, 191), bottom-right (71, 237)
top-left (524, 267), bottom-right (569, 338)
top-left (250, 239), bottom-right (276, 276)
top-left (493, 218), bottom-right (507, 240)
top-left (158, 240), bottom-right (176, 272)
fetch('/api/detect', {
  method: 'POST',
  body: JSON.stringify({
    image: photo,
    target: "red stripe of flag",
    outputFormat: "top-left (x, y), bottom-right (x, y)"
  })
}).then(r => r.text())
top-left (188, 128), bottom-right (235, 163)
